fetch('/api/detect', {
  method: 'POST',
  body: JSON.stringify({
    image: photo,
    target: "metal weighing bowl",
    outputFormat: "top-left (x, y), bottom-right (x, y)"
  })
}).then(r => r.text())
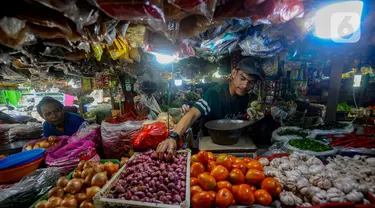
top-left (205, 119), bottom-right (252, 145)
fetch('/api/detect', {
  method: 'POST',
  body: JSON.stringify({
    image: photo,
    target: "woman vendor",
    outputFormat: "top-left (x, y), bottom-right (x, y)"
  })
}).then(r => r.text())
top-left (156, 57), bottom-right (262, 159)
top-left (37, 97), bottom-right (84, 137)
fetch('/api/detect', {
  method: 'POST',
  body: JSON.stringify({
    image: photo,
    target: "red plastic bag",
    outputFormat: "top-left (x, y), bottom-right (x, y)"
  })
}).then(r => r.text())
top-left (131, 122), bottom-right (168, 150)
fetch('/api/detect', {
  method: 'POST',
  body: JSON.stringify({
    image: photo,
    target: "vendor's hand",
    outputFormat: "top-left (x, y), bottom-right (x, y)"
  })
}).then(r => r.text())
top-left (181, 104), bottom-right (190, 114)
top-left (156, 138), bottom-right (177, 161)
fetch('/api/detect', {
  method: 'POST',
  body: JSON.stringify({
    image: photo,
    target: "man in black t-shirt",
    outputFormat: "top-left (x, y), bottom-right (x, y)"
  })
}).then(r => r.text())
top-left (156, 58), bottom-right (262, 159)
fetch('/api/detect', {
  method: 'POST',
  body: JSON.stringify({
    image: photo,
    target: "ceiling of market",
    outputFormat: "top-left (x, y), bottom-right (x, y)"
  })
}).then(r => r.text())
top-left (1, 0), bottom-right (375, 85)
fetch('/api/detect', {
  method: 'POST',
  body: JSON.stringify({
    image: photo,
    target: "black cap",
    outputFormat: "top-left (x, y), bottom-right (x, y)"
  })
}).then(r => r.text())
top-left (237, 58), bottom-right (263, 80)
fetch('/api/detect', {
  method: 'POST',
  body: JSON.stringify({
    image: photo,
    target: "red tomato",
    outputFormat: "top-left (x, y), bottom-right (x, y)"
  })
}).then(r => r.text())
top-left (198, 173), bottom-right (217, 191)
top-left (228, 156), bottom-right (237, 164)
top-left (191, 154), bottom-right (198, 163)
top-left (191, 185), bottom-right (203, 197)
top-left (216, 181), bottom-right (232, 192)
top-left (190, 177), bottom-right (199, 186)
top-left (210, 165), bottom-right (229, 181)
top-left (192, 191), bottom-right (215, 208)
top-left (232, 185), bottom-right (239, 195)
top-left (191, 162), bottom-right (205, 177)
top-left (232, 162), bottom-right (247, 175)
top-left (229, 168), bottom-right (245, 184)
top-left (207, 152), bottom-right (215, 161)
top-left (215, 188), bottom-right (234, 208)
top-left (245, 169), bottom-right (265, 185)
top-left (235, 184), bottom-right (256, 205)
top-left (234, 158), bottom-right (244, 164)
top-left (254, 189), bottom-right (273, 206)
top-left (206, 160), bottom-right (216, 172)
top-left (243, 157), bottom-right (252, 163)
top-left (208, 190), bottom-right (216, 199)
top-left (249, 185), bottom-right (257, 193)
top-left (246, 160), bottom-right (264, 171)
top-left (197, 150), bottom-right (209, 164)
top-left (261, 177), bottom-right (282, 196)
top-left (216, 154), bottom-right (232, 171)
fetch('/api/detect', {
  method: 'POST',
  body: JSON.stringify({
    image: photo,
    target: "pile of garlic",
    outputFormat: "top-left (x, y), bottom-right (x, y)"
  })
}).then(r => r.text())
top-left (262, 152), bottom-right (375, 207)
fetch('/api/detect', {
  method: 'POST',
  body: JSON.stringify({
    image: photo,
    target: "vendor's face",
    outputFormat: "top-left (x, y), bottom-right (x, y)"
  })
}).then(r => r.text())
top-left (231, 69), bottom-right (258, 96)
top-left (41, 103), bottom-right (64, 125)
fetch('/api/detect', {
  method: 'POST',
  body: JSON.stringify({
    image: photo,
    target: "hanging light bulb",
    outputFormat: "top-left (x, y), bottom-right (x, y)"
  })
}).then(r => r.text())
top-left (174, 79), bottom-right (182, 86)
top-left (155, 53), bottom-right (176, 64)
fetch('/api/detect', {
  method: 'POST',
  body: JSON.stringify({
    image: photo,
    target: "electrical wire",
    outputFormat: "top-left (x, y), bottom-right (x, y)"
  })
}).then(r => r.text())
top-left (351, 87), bottom-right (358, 123)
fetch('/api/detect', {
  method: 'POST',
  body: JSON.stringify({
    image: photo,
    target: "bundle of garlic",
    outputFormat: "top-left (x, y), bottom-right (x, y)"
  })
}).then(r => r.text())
top-left (264, 152), bottom-right (375, 206)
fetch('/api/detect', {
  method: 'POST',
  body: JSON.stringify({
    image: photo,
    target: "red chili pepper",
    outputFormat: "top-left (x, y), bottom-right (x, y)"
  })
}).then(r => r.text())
top-left (350, 139), bottom-right (375, 148)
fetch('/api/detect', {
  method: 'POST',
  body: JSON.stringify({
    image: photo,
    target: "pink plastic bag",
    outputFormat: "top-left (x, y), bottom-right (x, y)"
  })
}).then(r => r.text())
top-left (46, 140), bottom-right (99, 174)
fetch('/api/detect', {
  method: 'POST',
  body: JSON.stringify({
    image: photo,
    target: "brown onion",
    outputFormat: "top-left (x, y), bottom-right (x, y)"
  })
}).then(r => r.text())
top-left (63, 193), bottom-right (74, 199)
top-left (48, 187), bottom-right (64, 198)
top-left (91, 172), bottom-right (107, 187)
top-left (93, 163), bottom-right (104, 173)
top-left (61, 196), bottom-right (77, 207)
top-left (120, 157), bottom-right (129, 167)
top-left (86, 186), bottom-right (101, 200)
top-left (64, 178), bottom-right (83, 194)
top-left (77, 160), bottom-right (85, 170)
top-left (79, 201), bottom-right (94, 208)
top-left (45, 197), bottom-right (62, 208)
top-left (73, 170), bottom-right (82, 178)
top-left (35, 200), bottom-right (47, 208)
top-left (56, 176), bottom-right (70, 188)
top-left (81, 168), bottom-right (94, 179)
top-left (104, 162), bottom-right (119, 176)
top-left (75, 192), bottom-right (88, 203)
top-left (83, 161), bottom-right (96, 169)
top-left (84, 173), bottom-right (94, 186)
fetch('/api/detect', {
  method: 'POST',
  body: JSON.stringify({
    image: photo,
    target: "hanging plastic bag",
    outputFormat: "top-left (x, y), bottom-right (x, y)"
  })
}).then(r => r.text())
top-left (101, 120), bottom-right (144, 158)
top-left (168, 0), bottom-right (217, 20)
top-left (131, 122), bottom-right (168, 150)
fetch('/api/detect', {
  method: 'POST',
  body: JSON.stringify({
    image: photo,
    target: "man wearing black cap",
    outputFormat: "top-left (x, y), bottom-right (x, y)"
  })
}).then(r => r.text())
top-left (156, 58), bottom-right (262, 159)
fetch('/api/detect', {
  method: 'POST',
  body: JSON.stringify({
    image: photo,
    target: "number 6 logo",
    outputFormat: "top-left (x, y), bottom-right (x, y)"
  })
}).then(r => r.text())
top-left (330, 12), bottom-right (361, 43)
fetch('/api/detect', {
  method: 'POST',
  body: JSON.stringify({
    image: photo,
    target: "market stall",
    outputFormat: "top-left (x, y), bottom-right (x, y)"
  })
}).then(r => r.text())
top-left (1, 0), bottom-right (375, 208)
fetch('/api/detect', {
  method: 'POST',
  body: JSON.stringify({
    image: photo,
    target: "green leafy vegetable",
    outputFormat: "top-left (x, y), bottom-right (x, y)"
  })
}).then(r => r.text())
top-left (278, 129), bottom-right (308, 137)
top-left (289, 138), bottom-right (333, 152)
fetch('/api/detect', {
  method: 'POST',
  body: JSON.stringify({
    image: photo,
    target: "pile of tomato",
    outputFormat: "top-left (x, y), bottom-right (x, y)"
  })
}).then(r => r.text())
top-left (190, 151), bottom-right (282, 208)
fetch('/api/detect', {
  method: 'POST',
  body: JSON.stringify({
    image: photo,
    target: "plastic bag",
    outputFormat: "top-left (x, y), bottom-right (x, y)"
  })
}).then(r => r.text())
top-left (68, 122), bottom-right (101, 143)
top-left (92, 0), bottom-right (165, 30)
top-left (0, 167), bottom-right (61, 208)
top-left (283, 138), bottom-right (338, 156)
top-left (131, 122), bottom-right (168, 150)
top-left (45, 139), bottom-right (99, 174)
top-left (34, 0), bottom-right (99, 32)
top-left (239, 30), bottom-right (283, 58)
top-left (8, 122), bottom-right (42, 143)
top-left (0, 17), bottom-right (28, 48)
top-left (311, 122), bottom-right (354, 135)
top-left (168, 0), bottom-right (217, 20)
top-left (272, 126), bottom-right (316, 142)
top-left (101, 120), bottom-right (144, 158)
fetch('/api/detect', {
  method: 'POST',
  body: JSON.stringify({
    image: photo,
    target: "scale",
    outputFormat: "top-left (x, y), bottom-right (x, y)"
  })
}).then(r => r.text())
top-left (199, 135), bottom-right (258, 158)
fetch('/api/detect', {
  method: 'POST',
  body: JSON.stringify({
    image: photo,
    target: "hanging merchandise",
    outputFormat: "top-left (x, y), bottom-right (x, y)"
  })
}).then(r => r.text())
top-left (262, 57), bottom-right (279, 77)
top-left (215, 0), bottom-right (304, 25)
top-left (90, 42), bottom-right (103, 61)
top-left (94, 75), bottom-right (110, 89)
top-left (81, 77), bottom-right (93, 91)
top-left (106, 35), bottom-right (131, 61)
top-left (239, 27), bottom-right (283, 58)
top-left (125, 25), bottom-right (147, 48)
top-left (92, 0), bottom-right (166, 31)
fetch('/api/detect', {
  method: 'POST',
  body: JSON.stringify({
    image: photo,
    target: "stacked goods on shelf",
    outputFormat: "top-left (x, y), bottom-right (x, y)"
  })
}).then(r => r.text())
top-left (190, 151), bottom-right (282, 207)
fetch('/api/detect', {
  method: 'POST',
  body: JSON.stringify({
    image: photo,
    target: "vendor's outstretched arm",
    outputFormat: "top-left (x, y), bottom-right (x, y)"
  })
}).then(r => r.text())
top-left (174, 107), bottom-right (201, 136)
top-left (156, 107), bottom-right (201, 160)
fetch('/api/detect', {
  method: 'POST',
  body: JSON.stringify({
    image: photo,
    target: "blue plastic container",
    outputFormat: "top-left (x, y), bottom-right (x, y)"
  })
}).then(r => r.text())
top-left (0, 148), bottom-right (45, 170)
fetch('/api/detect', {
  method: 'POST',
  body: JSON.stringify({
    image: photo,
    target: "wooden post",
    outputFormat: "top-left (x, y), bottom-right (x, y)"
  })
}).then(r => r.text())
top-left (326, 55), bottom-right (344, 121)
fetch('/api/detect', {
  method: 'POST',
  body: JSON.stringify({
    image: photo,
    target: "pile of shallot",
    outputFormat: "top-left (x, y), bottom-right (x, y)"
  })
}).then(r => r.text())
top-left (262, 152), bottom-right (375, 207)
top-left (107, 150), bottom-right (187, 205)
